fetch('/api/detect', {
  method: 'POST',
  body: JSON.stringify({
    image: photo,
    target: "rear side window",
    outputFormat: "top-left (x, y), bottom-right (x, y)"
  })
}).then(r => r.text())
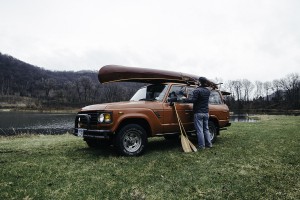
top-left (209, 91), bottom-right (223, 105)
top-left (187, 87), bottom-right (223, 105)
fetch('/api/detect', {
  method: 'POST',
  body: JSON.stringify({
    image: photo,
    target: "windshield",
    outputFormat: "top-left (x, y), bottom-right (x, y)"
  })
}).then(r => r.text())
top-left (130, 84), bottom-right (168, 102)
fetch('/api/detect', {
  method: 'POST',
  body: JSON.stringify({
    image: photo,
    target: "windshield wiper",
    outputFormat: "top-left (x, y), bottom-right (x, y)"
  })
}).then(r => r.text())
top-left (139, 98), bottom-right (156, 101)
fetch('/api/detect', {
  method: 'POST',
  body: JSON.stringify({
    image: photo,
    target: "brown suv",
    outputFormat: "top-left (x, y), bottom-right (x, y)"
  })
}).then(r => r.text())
top-left (74, 65), bottom-right (230, 156)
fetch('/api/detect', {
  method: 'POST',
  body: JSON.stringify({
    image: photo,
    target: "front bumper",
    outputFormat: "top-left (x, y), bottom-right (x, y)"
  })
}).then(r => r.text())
top-left (74, 113), bottom-right (113, 139)
top-left (73, 128), bottom-right (112, 139)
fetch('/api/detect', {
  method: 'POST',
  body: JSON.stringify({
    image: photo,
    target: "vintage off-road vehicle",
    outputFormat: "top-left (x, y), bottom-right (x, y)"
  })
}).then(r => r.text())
top-left (74, 65), bottom-right (230, 156)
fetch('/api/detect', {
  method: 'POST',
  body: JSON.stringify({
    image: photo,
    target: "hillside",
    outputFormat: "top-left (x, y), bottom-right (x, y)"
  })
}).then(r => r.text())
top-left (0, 52), bottom-right (98, 95)
top-left (0, 53), bottom-right (141, 109)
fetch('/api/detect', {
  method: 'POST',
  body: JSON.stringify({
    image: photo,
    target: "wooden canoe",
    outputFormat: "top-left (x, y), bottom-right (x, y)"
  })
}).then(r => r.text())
top-left (98, 65), bottom-right (218, 88)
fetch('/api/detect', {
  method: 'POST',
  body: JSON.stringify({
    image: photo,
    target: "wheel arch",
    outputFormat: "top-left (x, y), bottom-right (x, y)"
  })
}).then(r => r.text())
top-left (116, 118), bottom-right (152, 137)
top-left (209, 116), bottom-right (220, 135)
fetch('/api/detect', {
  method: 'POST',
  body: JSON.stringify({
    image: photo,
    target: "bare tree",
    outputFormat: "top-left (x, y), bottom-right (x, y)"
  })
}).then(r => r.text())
top-left (224, 80), bottom-right (235, 99)
top-left (44, 78), bottom-right (57, 98)
top-left (263, 81), bottom-right (272, 102)
top-left (272, 79), bottom-right (282, 103)
top-left (242, 79), bottom-right (254, 101)
top-left (0, 75), bottom-right (4, 95)
top-left (89, 82), bottom-right (99, 103)
top-left (232, 80), bottom-right (243, 101)
top-left (102, 83), bottom-right (119, 102)
top-left (278, 73), bottom-right (300, 108)
top-left (254, 81), bottom-right (263, 99)
top-left (64, 81), bottom-right (78, 103)
top-left (79, 76), bottom-right (93, 102)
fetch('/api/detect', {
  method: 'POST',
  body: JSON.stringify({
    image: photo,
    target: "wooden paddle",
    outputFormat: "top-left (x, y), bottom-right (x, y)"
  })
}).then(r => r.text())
top-left (177, 113), bottom-right (198, 152)
top-left (174, 103), bottom-right (197, 152)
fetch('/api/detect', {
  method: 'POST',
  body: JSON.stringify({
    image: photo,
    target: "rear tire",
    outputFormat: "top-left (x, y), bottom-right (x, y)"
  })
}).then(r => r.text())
top-left (115, 124), bottom-right (147, 156)
top-left (208, 121), bottom-right (217, 143)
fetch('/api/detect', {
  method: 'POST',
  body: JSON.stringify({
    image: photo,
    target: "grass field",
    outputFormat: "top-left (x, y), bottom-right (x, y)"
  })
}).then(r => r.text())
top-left (0, 115), bottom-right (299, 199)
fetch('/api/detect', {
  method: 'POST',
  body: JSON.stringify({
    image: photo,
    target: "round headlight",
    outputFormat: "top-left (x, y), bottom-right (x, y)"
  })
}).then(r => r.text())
top-left (77, 117), bottom-right (82, 128)
top-left (104, 113), bottom-right (111, 123)
top-left (98, 114), bottom-right (104, 122)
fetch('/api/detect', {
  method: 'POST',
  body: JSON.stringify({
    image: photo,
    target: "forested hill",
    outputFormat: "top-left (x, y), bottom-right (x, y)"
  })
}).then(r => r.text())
top-left (0, 52), bottom-right (141, 109)
top-left (0, 52), bottom-right (98, 93)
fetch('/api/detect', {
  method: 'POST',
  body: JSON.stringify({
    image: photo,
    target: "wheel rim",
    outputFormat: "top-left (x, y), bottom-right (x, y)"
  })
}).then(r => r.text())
top-left (122, 128), bottom-right (142, 153)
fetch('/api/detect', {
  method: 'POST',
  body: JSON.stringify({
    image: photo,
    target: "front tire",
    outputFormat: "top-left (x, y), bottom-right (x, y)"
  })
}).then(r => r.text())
top-left (115, 124), bottom-right (147, 156)
top-left (208, 121), bottom-right (217, 143)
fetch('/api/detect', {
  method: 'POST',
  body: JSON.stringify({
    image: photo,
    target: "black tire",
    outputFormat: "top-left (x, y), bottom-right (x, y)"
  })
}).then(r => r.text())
top-left (85, 138), bottom-right (111, 149)
top-left (115, 124), bottom-right (147, 156)
top-left (208, 121), bottom-right (217, 143)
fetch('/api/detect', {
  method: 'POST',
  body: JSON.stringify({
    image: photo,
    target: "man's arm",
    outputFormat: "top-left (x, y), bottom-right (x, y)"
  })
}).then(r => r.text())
top-left (183, 89), bottom-right (199, 103)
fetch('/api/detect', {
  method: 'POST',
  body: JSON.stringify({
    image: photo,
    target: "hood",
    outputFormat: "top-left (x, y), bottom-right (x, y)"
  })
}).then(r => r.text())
top-left (81, 101), bottom-right (161, 111)
top-left (81, 104), bottom-right (108, 111)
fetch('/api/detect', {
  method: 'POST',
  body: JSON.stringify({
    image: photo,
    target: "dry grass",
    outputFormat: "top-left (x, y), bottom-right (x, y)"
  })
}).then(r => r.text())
top-left (0, 115), bottom-right (299, 199)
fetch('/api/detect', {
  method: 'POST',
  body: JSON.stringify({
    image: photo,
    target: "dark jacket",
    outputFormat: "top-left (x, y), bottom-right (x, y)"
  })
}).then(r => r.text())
top-left (185, 86), bottom-right (211, 113)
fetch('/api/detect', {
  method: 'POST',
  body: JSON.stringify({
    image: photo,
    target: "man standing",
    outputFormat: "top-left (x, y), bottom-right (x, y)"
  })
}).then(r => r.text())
top-left (185, 77), bottom-right (212, 149)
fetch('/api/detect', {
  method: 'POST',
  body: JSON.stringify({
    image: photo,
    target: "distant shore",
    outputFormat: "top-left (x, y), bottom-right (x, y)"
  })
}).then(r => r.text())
top-left (0, 108), bottom-right (78, 113)
top-left (230, 109), bottom-right (300, 116)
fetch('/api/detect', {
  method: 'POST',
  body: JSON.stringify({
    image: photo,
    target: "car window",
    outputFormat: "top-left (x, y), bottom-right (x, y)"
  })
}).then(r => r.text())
top-left (209, 91), bottom-right (223, 105)
top-left (130, 84), bottom-right (168, 101)
top-left (167, 85), bottom-right (187, 102)
top-left (186, 87), bottom-right (223, 105)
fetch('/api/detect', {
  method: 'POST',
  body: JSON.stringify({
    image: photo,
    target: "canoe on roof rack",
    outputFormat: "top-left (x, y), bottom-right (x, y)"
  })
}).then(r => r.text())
top-left (98, 65), bottom-right (218, 88)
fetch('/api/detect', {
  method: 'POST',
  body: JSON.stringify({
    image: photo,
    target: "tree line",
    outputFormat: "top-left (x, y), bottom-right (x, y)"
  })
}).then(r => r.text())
top-left (218, 73), bottom-right (299, 113)
top-left (0, 53), bottom-right (299, 112)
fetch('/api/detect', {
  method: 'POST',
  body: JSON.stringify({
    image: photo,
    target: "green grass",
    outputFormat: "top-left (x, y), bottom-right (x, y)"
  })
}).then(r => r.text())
top-left (1, 115), bottom-right (299, 200)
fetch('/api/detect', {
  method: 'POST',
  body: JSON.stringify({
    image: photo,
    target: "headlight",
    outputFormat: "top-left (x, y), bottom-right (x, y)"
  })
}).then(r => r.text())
top-left (97, 113), bottom-right (112, 123)
top-left (77, 117), bottom-right (82, 128)
top-left (98, 114), bottom-right (104, 122)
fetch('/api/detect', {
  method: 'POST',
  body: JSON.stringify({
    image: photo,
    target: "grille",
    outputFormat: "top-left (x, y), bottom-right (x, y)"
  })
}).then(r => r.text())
top-left (76, 111), bottom-right (99, 127)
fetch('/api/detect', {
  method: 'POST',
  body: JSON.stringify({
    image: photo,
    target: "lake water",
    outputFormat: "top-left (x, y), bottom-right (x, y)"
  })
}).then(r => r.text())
top-left (230, 114), bottom-right (258, 122)
top-left (0, 111), bottom-right (257, 136)
top-left (0, 111), bottom-right (75, 136)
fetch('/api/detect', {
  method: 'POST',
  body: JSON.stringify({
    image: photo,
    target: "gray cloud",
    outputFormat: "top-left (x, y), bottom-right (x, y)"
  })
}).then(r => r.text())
top-left (0, 0), bottom-right (299, 82)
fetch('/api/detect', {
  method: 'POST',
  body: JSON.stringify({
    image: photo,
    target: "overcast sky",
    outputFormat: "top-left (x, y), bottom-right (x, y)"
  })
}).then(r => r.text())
top-left (1, 0), bottom-right (299, 82)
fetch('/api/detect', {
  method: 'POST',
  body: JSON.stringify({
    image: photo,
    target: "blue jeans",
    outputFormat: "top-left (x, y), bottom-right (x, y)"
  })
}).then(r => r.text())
top-left (194, 113), bottom-right (212, 148)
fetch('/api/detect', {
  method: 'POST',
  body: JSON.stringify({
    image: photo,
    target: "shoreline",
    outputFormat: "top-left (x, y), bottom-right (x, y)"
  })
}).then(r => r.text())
top-left (0, 108), bottom-right (79, 113)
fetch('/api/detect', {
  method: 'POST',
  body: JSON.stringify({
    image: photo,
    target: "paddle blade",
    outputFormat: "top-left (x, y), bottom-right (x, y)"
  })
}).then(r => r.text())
top-left (181, 135), bottom-right (192, 152)
top-left (188, 139), bottom-right (198, 152)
